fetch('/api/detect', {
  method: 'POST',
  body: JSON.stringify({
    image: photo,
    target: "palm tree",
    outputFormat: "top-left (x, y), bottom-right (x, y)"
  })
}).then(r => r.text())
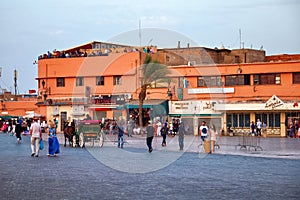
top-left (138, 55), bottom-right (171, 132)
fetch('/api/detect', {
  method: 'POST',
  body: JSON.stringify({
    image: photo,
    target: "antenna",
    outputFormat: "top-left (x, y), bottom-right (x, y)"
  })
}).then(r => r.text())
top-left (239, 29), bottom-right (242, 49)
top-left (139, 19), bottom-right (141, 47)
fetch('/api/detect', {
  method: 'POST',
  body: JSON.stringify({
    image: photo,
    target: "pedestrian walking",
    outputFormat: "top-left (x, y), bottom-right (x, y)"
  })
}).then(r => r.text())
top-left (262, 121), bottom-right (267, 137)
top-left (161, 120), bottom-right (169, 147)
top-left (47, 122), bottom-right (60, 157)
top-left (294, 120), bottom-right (299, 138)
top-left (173, 119), bottom-right (179, 136)
top-left (209, 125), bottom-right (218, 153)
top-left (199, 121), bottom-right (208, 142)
top-left (250, 121), bottom-right (256, 135)
top-left (289, 122), bottom-right (295, 138)
top-left (146, 121), bottom-right (155, 153)
top-left (15, 120), bottom-right (22, 143)
top-left (117, 125), bottom-right (124, 148)
top-left (29, 118), bottom-right (42, 157)
top-left (178, 121), bottom-right (185, 151)
top-left (156, 119), bottom-right (162, 137)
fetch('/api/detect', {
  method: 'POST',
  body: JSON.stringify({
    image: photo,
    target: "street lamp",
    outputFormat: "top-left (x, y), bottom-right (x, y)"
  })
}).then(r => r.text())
top-left (42, 80), bottom-right (45, 88)
top-left (41, 79), bottom-right (48, 102)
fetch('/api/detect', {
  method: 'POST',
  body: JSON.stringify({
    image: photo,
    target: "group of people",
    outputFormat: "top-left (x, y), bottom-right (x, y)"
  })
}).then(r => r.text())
top-left (250, 119), bottom-right (267, 137)
top-left (289, 119), bottom-right (300, 138)
top-left (199, 121), bottom-right (219, 153)
top-left (0, 118), bottom-right (32, 142)
top-left (38, 46), bottom-right (145, 61)
top-left (106, 118), bottom-right (218, 153)
top-left (9, 118), bottom-right (61, 158)
top-left (143, 119), bottom-right (179, 152)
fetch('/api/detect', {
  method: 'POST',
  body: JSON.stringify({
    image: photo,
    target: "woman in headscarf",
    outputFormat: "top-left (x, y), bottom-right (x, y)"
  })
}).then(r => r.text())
top-left (47, 121), bottom-right (60, 157)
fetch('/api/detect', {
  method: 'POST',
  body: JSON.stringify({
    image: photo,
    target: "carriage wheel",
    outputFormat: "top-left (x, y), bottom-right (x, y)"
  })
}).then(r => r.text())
top-left (72, 135), bottom-right (77, 147)
top-left (98, 132), bottom-right (104, 148)
top-left (79, 132), bottom-right (85, 148)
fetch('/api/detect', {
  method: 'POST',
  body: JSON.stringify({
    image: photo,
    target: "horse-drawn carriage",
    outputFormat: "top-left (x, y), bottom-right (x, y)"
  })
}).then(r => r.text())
top-left (64, 120), bottom-right (104, 148)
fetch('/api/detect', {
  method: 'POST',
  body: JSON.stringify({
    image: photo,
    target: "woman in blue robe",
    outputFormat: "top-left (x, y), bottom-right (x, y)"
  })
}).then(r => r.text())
top-left (47, 122), bottom-right (60, 157)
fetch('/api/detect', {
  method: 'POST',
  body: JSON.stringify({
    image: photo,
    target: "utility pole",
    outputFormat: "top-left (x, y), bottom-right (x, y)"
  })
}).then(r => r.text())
top-left (239, 29), bottom-right (242, 49)
top-left (14, 69), bottom-right (17, 96)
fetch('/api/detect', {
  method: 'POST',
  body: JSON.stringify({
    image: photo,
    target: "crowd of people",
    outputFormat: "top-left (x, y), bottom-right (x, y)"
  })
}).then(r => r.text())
top-left (0, 118), bottom-right (33, 140)
top-left (8, 115), bottom-right (300, 157)
top-left (0, 117), bottom-right (60, 158)
top-left (99, 117), bottom-right (218, 154)
top-left (37, 45), bottom-right (156, 61)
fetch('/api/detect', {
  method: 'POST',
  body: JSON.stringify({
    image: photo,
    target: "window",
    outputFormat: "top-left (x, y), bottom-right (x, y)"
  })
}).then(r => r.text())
top-left (96, 76), bottom-right (104, 86)
top-left (113, 76), bottom-right (122, 85)
top-left (255, 113), bottom-right (280, 128)
top-left (178, 77), bottom-right (189, 88)
top-left (56, 78), bottom-right (65, 87)
top-left (197, 76), bottom-right (222, 87)
top-left (225, 75), bottom-right (250, 86)
top-left (227, 113), bottom-right (250, 128)
top-left (76, 77), bottom-right (84, 86)
top-left (253, 74), bottom-right (280, 85)
top-left (293, 72), bottom-right (300, 84)
top-left (234, 56), bottom-right (240, 63)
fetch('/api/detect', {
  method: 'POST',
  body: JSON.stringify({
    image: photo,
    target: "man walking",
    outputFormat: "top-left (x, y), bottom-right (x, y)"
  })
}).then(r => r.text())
top-left (161, 120), bottom-right (169, 147)
top-left (146, 121), bottom-right (155, 153)
top-left (29, 118), bottom-right (42, 157)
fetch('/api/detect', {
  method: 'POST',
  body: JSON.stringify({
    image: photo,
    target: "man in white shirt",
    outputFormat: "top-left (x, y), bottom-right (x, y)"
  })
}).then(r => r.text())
top-left (29, 118), bottom-right (42, 157)
top-left (199, 121), bottom-right (208, 142)
top-left (256, 119), bottom-right (262, 136)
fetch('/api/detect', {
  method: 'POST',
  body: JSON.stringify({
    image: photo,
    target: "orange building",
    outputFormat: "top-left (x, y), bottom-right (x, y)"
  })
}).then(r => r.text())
top-left (165, 59), bottom-right (300, 137)
top-left (0, 91), bottom-right (40, 120)
top-left (36, 41), bottom-right (300, 136)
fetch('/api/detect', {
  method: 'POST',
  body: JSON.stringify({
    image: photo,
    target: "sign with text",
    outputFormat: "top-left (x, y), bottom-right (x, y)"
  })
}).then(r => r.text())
top-left (188, 88), bottom-right (234, 94)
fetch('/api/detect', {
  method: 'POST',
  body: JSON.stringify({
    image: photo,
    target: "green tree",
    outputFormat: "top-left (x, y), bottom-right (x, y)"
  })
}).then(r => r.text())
top-left (138, 55), bottom-right (171, 131)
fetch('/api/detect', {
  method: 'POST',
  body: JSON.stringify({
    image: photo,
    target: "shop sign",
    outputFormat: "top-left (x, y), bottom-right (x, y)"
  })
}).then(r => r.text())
top-left (91, 95), bottom-right (127, 105)
top-left (169, 100), bottom-right (217, 115)
top-left (188, 87), bottom-right (234, 94)
top-left (72, 105), bottom-right (85, 115)
top-left (265, 95), bottom-right (284, 109)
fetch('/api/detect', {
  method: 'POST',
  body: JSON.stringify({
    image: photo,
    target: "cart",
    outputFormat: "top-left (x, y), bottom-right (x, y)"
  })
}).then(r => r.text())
top-left (76, 120), bottom-right (104, 148)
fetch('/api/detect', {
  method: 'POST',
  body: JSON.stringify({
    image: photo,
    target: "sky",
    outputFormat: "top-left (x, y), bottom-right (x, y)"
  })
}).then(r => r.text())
top-left (0, 0), bottom-right (299, 94)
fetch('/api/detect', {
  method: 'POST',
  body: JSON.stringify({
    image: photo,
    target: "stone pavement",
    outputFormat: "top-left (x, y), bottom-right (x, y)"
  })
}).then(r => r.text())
top-left (1, 133), bottom-right (300, 200)
top-left (55, 133), bottom-right (300, 160)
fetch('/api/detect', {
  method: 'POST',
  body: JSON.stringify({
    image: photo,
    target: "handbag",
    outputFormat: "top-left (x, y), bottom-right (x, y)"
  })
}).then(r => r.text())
top-left (39, 139), bottom-right (44, 150)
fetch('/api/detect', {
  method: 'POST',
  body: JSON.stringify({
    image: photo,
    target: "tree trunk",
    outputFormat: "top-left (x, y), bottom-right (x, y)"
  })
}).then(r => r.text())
top-left (138, 85), bottom-right (147, 134)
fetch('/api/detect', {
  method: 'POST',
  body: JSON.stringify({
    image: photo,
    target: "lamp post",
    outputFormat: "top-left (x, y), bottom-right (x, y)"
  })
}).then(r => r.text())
top-left (193, 105), bottom-right (199, 136)
top-left (41, 79), bottom-right (48, 102)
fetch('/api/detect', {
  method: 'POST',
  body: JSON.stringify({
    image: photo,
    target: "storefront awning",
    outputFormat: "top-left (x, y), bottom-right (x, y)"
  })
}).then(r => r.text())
top-left (169, 113), bottom-right (222, 117)
top-left (126, 100), bottom-right (168, 109)
top-left (89, 105), bottom-right (118, 111)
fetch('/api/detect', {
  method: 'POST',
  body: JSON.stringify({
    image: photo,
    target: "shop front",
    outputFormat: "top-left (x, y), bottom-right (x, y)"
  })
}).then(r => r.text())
top-left (168, 100), bottom-right (222, 135)
top-left (126, 99), bottom-right (169, 126)
top-left (90, 95), bottom-right (128, 121)
top-left (214, 95), bottom-right (300, 137)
